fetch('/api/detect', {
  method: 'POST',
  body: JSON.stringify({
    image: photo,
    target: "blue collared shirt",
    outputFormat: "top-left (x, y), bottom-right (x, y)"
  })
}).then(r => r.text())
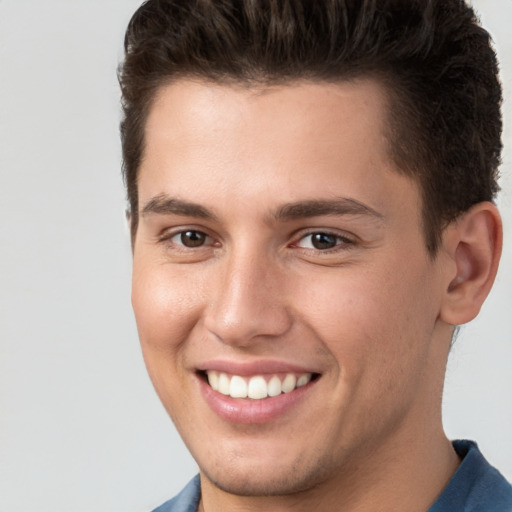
top-left (152, 440), bottom-right (512, 512)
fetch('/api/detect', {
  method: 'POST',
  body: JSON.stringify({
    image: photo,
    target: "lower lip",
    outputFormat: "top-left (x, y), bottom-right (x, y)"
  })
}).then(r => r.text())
top-left (199, 376), bottom-right (317, 424)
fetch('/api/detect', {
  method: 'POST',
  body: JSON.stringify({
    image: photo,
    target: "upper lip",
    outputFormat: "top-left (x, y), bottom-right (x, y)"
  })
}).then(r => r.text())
top-left (196, 359), bottom-right (320, 376)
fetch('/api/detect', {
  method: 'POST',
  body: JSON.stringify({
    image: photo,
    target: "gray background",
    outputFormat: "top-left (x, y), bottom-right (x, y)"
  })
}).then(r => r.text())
top-left (0, 1), bottom-right (510, 511)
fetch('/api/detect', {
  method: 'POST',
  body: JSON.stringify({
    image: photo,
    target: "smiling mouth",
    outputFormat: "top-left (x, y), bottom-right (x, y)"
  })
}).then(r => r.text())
top-left (203, 370), bottom-right (319, 400)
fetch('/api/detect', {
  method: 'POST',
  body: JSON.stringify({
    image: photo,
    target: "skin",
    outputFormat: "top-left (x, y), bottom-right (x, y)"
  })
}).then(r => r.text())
top-left (131, 79), bottom-right (501, 511)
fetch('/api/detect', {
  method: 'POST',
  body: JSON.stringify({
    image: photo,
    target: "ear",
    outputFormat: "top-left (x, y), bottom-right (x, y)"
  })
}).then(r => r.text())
top-left (440, 202), bottom-right (502, 326)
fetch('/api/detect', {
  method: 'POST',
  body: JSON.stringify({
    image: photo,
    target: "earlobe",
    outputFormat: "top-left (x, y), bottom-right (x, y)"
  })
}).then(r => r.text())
top-left (440, 202), bottom-right (502, 326)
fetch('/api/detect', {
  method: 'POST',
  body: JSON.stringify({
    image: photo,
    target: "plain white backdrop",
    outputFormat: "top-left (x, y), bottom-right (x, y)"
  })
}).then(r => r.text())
top-left (0, 1), bottom-right (510, 511)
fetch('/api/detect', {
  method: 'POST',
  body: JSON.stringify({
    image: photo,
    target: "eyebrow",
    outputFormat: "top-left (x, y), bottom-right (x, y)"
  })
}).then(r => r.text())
top-left (274, 198), bottom-right (384, 221)
top-left (141, 195), bottom-right (216, 220)
top-left (141, 195), bottom-right (383, 223)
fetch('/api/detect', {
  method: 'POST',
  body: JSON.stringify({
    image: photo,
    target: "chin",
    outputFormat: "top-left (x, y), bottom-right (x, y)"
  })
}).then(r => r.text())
top-left (199, 453), bottom-right (336, 497)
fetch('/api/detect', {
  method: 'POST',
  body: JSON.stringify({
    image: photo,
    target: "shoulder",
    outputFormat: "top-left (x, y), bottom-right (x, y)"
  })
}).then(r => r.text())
top-left (429, 440), bottom-right (512, 512)
top-left (151, 475), bottom-right (201, 512)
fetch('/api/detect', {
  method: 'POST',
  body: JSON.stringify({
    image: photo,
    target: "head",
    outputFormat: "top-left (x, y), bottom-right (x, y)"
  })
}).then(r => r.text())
top-left (120, 0), bottom-right (503, 506)
top-left (120, 0), bottom-right (502, 255)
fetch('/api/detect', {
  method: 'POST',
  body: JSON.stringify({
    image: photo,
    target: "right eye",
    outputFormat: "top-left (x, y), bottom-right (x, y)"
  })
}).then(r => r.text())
top-left (170, 230), bottom-right (212, 248)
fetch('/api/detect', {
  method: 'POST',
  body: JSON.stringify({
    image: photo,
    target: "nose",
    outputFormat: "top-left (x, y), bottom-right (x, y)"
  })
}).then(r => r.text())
top-left (203, 249), bottom-right (292, 347)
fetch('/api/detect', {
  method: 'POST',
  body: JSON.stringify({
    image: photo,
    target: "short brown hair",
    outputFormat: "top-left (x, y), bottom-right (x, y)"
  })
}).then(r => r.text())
top-left (119, 0), bottom-right (502, 253)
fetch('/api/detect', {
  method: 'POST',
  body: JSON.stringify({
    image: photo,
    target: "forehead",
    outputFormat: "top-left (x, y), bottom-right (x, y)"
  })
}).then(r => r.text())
top-left (144, 78), bottom-right (391, 158)
top-left (139, 78), bottom-right (419, 222)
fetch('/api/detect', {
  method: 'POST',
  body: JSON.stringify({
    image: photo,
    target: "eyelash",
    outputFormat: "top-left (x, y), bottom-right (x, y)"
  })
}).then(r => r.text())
top-left (159, 228), bottom-right (355, 254)
top-left (291, 231), bottom-right (356, 253)
top-left (159, 229), bottom-right (216, 250)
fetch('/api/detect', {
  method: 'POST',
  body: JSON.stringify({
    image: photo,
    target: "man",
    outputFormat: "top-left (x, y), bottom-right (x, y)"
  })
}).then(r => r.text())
top-left (119, 1), bottom-right (512, 510)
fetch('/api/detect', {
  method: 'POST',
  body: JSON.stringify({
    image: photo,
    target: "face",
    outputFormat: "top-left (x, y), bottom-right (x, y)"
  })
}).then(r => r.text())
top-left (132, 79), bottom-right (452, 497)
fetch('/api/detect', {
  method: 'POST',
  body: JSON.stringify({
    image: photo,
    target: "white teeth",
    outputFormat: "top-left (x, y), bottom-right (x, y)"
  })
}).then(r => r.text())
top-left (229, 375), bottom-right (248, 398)
top-left (218, 372), bottom-right (230, 395)
top-left (205, 371), bottom-right (314, 400)
top-left (248, 376), bottom-right (268, 399)
top-left (282, 373), bottom-right (297, 393)
top-left (207, 370), bottom-right (219, 391)
top-left (297, 373), bottom-right (312, 387)
top-left (267, 375), bottom-right (282, 397)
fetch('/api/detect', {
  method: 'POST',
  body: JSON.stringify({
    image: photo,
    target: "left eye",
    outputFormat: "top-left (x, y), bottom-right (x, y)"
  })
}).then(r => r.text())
top-left (171, 230), bottom-right (211, 248)
top-left (296, 232), bottom-right (349, 250)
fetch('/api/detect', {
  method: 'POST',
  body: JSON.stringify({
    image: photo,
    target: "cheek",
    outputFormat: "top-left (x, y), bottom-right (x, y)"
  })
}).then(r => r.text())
top-left (131, 262), bottom-right (206, 421)
top-left (131, 260), bottom-right (204, 355)
top-left (296, 264), bottom-right (436, 379)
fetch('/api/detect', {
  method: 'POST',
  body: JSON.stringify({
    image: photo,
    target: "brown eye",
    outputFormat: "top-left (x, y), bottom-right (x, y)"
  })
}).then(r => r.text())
top-left (310, 233), bottom-right (338, 250)
top-left (295, 232), bottom-right (353, 251)
top-left (178, 230), bottom-right (208, 247)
